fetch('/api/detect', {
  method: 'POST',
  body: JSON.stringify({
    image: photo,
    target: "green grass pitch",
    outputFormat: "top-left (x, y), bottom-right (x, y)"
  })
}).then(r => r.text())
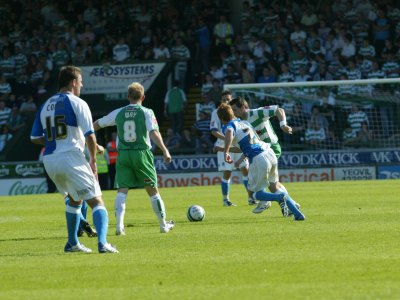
top-left (0, 180), bottom-right (399, 300)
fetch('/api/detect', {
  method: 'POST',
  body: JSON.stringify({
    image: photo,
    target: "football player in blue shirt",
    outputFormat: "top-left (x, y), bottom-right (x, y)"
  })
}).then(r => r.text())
top-left (217, 103), bottom-right (305, 221)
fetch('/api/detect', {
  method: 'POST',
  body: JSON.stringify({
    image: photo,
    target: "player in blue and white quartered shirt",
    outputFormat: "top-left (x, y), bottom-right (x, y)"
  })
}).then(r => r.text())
top-left (30, 66), bottom-right (118, 253)
top-left (210, 91), bottom-right (252, 207)
top-left (217, 103), bottom-right (305, 221)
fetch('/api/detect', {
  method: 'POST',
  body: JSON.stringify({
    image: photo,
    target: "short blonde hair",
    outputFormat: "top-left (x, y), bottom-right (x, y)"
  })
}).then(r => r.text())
top-left (127, 82), bottom-right (144, 100)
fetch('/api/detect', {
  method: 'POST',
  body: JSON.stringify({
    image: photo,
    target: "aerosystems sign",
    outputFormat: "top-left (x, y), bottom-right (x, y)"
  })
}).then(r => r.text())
top-left (80, 63), bottom-right (165, 95)
top-left (154, 149), bottom-right (400, 172)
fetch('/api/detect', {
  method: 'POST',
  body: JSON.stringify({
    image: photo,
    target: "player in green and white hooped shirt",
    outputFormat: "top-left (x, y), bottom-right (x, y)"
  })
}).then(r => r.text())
top-left (229, 96), bottom-right (301, 216)
top-left (94, 82), bottom-right (175, 235)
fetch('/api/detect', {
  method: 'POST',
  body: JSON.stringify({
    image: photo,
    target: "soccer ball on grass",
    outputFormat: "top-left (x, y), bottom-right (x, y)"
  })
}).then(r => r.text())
top-left (187, 205), bottom-right (205, 222)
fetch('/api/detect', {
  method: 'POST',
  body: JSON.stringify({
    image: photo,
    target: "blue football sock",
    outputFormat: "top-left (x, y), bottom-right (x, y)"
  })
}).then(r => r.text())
top-left (81, 200), bottom-right (88, 220)
top-left (282, 193), bottom-right (303, 218)
top-left (65, 201), bottom-right (81, 246)
top-left (254, 190), bottom-right (284, 202)
top-left (221, 178), bottom-right (230, 199)
top-left (242, 176), bottom-right (248, 190)
top-left (93, 205), bottom-right (108, 245)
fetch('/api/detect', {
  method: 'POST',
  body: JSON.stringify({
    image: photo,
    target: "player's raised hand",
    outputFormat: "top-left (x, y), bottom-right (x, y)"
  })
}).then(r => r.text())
top-left (281, 125), bottom-right (293, 134)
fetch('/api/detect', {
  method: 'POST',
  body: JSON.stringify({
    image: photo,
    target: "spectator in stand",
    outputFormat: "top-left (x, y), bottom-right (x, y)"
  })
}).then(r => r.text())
top-left (368, 60), bottom-right (385, 79)
top-left (52, 41), bottom-right (70, 72)
top-left (300, 6), bottom-right (319, 29)
top-left (239, 62), bottom-right (253, 83)
top-left (106, 132), bottom-right (118, 189)
top-left (352, 14), bottom-right (370, 48)
top-left (0, 124), bottom-right (13, 152)
top-left (13, 72), bottom-right (35, 100)
top-left (171, 37), bottom-right (190, 91)
top-left (194, 17), bottom-right (211, 74)
top-left (381, 39), bottom-right (396, 60)
top-left (78, 24), bottom-right (96, 45)
top-left (257, 67), bottom-right (276, 83)
top-left (153, 42), bottom-right (170, 60)
top-left (243, 51), bottom-right (256, 79)
top-left (313, 63), bottom-right (333, 81)
top-left (340, 33), bottom-right (356, 60)
top-left (8, 105), bottom-right (26, 132)
top-left (198, 93), bottom-right (216, 117)
top-left (358, 37), bottom-right (376, 59)
top-left (12, 45), bottom-right (28, 77)
top-left (180, 128), bottom-right (196, 154)
top-left (164, 128), bottom-right (181, 154)
top-left (213, 14), bottom-right (234, 55)
top-left (342, 126), bottom-right (356, 146)
top-left (381, 52), bottom-right (400, 78)
top-left (0, 47), bottom-right (16, 82)
top-left (0, 100), bottom-right (11, 126)
top-left (224, 63), bottom-right (241, 84)
top-left (19, 95), bottom-right (37, 118)
top-left (0, 74), bottom-right (12, 101)
top-left (290, 23), bottom-right (307, 46)
top-left (347, 103), bottom-right (369, 135)
top-left (164, 80), bottom-right (187, 135)
top-left (201, 73), bottom-right (214, 95)
top-left (192, 110), bottom-right (212, 154)
top-left (294, 66), bottom-right (311, 82)
top-left (278, 62), bottom-right (294, 82)
top-left (357, 121), bottom-right (373, 146)
top-left (207, 79), bottom-right (223, 106)
top-left (305, 120), bottom-right (326, 149)
top-left (71, 44), bottom-right (86, 65)
top-left (310, 105), bottom-right (329, 131)
top-left (373, 6), bottom-right (391, 58)
top-left (345, 59), bottom-right (362, 80)
top-left (209, 64), bottom-right (225, 82)
top-left (318, 89), bottom-right (335, 127)
top-left (113, 36), bottom-right (131, 62)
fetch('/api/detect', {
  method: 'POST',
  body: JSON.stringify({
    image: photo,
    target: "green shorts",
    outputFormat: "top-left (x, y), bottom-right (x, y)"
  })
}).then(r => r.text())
top-left (115, 149), bottom-right (157, 189)
top-left (270, 143), bottom-right (282, 159)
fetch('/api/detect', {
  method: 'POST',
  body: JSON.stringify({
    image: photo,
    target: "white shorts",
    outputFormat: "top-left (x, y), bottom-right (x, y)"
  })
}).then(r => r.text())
top-left (247, 148), bottom-right (278, 192)
top-left (43, 150), bottom-right (102, 201)
top-left (217, 151), bottom-right (249, 171)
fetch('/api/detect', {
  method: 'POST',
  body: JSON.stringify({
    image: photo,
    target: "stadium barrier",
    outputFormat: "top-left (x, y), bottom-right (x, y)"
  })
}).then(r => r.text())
top-left (1, 150), bottom-right (398, 195)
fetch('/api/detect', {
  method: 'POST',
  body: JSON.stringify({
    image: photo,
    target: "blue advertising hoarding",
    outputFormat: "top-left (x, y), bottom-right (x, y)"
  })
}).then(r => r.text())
top-left (154, 149), bottom-right (400, 173)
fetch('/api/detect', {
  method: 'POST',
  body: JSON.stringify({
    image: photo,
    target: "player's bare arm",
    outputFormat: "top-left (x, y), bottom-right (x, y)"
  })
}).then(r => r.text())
top-left (276, 107), bottom-right (293, 134)
top-left (223, 128), bottom-right (234, 164)
top-left (150, 130), bottom-right (172, 164)
top-left (85, 133), bottom-right (98, 176)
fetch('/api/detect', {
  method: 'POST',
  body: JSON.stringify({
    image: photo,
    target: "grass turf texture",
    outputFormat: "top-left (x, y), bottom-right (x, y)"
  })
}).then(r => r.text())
top-left (0, 180), bottom-right (399, 300)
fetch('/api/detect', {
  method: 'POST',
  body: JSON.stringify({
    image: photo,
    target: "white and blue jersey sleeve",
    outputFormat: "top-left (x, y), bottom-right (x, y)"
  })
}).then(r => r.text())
top-left (30, 93), bottom-right (95, 156)
top-left (224, 119), bottom-right (266, 163)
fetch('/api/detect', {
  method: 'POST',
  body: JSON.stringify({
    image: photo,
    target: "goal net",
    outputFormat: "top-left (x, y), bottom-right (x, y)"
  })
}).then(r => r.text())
top-left (224, 78), bottom-right (400, 151)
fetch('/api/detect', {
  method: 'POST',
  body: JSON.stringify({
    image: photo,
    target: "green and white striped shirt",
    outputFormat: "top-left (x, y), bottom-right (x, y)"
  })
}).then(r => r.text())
top-left (347, 111), bottom-right (368, 133)
top-left (246, 106), bottom-right (278, 144)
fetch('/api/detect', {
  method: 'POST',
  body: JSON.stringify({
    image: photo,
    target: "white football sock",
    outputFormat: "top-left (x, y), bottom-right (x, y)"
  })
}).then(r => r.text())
top-left (114, 192), bottom-right (127, 230)
top-left (150, 193), bottom-right (166, 226)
